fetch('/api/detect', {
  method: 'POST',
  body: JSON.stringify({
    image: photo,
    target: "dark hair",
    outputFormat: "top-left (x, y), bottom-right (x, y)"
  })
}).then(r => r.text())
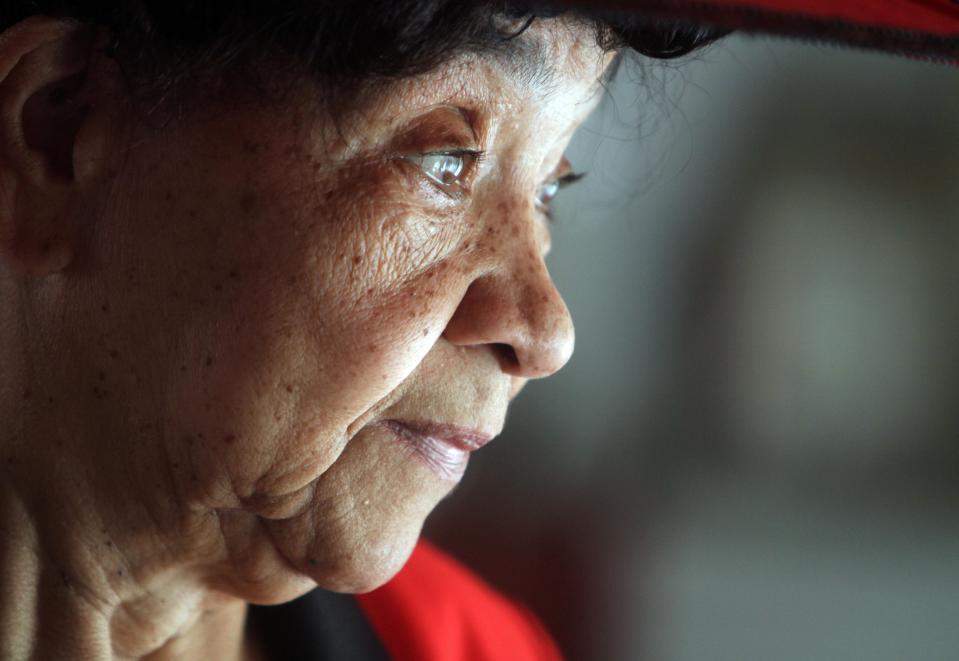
top-left (1, 1), bottom-right (726, 101)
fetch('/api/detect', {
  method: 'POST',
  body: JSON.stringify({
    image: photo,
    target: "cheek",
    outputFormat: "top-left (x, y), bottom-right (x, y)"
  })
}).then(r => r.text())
top-left (161, 160), bottom-right (475, 506)
top-left (295, 166), bottom-right (474, 417)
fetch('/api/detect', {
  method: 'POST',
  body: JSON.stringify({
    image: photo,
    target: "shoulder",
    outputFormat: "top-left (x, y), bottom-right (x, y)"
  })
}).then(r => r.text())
top-left (355, 540), bottom-right (564, 661)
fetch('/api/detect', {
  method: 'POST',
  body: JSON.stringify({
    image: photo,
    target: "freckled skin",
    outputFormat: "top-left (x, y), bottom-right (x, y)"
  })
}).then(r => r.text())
top-left (1, 17), bottom-right (611, 660)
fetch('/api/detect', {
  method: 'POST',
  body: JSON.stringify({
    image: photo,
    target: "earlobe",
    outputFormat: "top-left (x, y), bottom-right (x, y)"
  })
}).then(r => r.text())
top-left (0, 17), bottom-right (103, 274)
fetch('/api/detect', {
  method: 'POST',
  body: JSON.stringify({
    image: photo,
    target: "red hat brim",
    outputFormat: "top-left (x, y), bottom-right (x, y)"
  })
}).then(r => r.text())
top-left (574, 0), bottom-right (959, 62)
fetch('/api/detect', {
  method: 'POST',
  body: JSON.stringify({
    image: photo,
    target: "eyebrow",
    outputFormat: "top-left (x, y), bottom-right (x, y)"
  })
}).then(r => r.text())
top-left (493, 32), bottom-right (620, 100)
top-left (493, 32), bottom-right (559, 95)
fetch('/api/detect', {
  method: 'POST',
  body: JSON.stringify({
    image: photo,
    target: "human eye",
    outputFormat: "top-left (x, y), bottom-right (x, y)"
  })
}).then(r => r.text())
top-left (536, 170), bottom-right (586, 220)
top-left (407, 149), bottom-right (485, 191)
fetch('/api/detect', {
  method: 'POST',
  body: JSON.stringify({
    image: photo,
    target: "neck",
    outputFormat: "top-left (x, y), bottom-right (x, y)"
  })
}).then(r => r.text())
top-left (0, 434), bottom-right (254, 661)
top-left (0, 304), bottom-right (269, 661)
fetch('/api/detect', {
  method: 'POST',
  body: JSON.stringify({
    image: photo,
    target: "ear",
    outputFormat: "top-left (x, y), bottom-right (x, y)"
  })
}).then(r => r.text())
top-left (0, 17), bottom-right (110, 274)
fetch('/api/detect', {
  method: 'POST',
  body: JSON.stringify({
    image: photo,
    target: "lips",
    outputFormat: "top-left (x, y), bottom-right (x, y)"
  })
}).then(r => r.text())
top-left (380, 419), bottom-right (494, 481)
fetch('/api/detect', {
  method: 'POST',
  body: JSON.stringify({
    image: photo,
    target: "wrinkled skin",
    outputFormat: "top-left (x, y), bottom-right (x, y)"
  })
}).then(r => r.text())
top-left (0, 14), bottom-right (612, 660)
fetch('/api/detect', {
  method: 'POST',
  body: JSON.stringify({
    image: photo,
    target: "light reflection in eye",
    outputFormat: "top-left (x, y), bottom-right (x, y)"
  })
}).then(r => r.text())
top-left (536, 171), bottom-right (585, 218)
top-left (537, 179), bottom-right (561, 208)
top-left (409, 153), bottom-right (466, 185)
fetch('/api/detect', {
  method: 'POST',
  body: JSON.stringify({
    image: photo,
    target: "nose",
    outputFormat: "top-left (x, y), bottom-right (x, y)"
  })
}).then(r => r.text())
top-left (442, 246), bottom-right (575, 380)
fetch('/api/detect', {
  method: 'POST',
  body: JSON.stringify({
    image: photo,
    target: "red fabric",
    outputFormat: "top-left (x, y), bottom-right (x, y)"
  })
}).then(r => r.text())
top-left (665, 0), bottom-right (959, 35)
top-left (356, 541), bottom-right (564, 661)
top-left (589, 0), bottom-right (959, 34)
top-left (574, 0), bottom-right (959, 60)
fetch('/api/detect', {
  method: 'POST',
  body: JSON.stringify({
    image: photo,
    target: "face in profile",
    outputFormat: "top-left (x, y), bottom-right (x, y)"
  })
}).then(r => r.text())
top-left (3, 16), bottom-right (613, 602)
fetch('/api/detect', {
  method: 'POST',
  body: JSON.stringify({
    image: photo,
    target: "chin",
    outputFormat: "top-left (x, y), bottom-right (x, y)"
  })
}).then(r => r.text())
top-left (223, 536), bottom-right (414, 606)
top-left (242, 513), bottom-right (425, 602)
top-left (303, 525), bottom-right (423, 594)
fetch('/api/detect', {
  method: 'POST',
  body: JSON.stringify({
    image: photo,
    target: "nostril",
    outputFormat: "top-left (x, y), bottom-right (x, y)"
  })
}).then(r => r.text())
top-left (492, 343), bottom-right (519, 372)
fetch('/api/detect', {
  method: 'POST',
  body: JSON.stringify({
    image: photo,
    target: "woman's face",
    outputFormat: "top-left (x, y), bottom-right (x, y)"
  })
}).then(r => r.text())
top-left (70, 20), bottom-right (611, 597)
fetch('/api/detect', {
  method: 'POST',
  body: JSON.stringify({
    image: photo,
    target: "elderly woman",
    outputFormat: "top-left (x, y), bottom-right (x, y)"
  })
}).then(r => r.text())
top-left (0, 2), bottom-right (721, 659)
top-left (2, 1), bottom-right (954, 659)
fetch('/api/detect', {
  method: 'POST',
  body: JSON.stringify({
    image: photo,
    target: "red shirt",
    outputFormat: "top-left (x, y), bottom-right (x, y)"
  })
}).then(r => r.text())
top-left (357, 542), bottom-right (564, 661)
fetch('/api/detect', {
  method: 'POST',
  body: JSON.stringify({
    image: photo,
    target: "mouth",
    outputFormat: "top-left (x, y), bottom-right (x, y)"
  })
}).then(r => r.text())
top-left (379, 419), bottom-right (494, 482)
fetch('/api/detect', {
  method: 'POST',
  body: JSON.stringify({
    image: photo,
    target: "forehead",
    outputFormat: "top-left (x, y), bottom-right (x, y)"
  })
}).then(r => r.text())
top-left (332, 17), bottom-right (614, 150)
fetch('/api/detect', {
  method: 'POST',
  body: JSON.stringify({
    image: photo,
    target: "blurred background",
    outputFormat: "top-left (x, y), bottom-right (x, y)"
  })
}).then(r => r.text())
top-left (425, 34), bottom-right (959, 661)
